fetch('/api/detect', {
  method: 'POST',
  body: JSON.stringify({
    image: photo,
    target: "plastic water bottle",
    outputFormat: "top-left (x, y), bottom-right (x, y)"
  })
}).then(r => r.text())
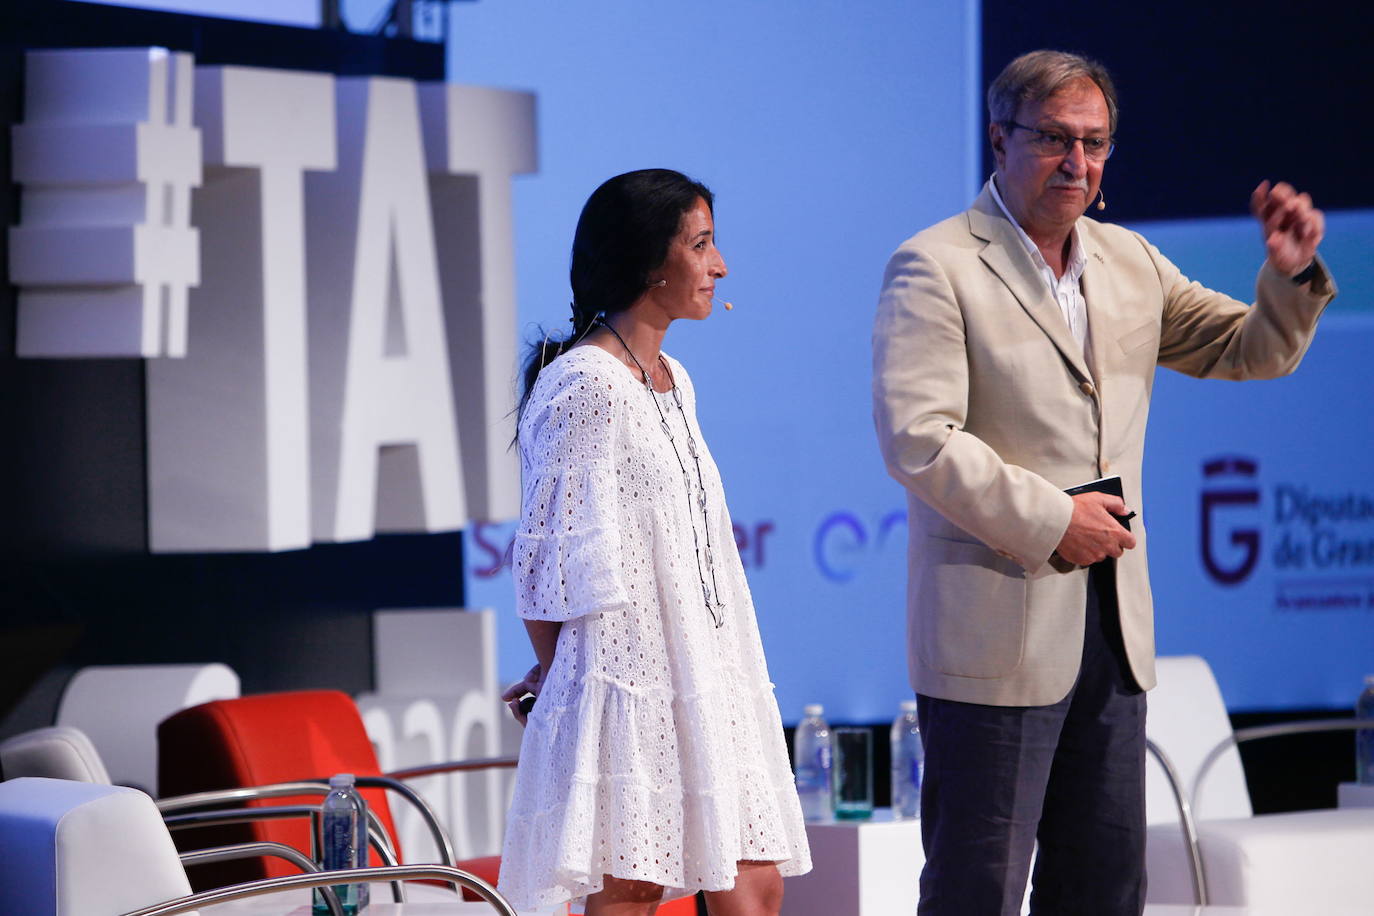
top-left (1357, 676), bottom-right (1374, 785)
top-left (313, 773), bottom-right (370, 914)
top-left (890, 699), bottom-right (924, 819)
top-left (794, 704), bottom-right (833, 822)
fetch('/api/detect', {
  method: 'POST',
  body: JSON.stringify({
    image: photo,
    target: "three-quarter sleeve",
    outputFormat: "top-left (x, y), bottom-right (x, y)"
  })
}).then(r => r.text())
top-left (513, 362), bottom-right (630, 622)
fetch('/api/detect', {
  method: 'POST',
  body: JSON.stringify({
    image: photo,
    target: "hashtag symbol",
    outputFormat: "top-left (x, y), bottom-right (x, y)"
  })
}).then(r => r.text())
top-left (10, 48), bottom-right (202, 358)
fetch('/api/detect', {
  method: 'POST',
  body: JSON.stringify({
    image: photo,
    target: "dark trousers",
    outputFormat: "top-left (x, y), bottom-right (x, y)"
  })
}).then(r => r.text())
top-left (915, 562), bottom-right (1146, 916)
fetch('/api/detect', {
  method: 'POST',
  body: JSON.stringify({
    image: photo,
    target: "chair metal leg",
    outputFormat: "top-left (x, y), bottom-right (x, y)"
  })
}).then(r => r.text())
top-left (118, 863), bottom-right (519, 916)
top-left (1145, 738), bottom-right (1208, 906)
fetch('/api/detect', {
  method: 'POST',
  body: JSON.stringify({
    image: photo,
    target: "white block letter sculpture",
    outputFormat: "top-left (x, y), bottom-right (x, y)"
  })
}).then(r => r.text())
top-left (358, 609), bottom-right (506, 860)
top-left (307, 77), bottom-right (465, 543)
top-left (10, 48), bottom-right (201, 358)
top-left (11, 50), bottom-right (539, 553)
top-left (146, 66), bottom-right (336, 552)
top-left (420, 85), bottom-right (537, 522)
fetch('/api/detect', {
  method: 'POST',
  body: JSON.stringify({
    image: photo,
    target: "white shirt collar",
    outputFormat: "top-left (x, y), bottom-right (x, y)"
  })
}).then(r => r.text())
top-left (988, 174), bottom-right (1086, 283)
top-left (987, 175), bottom-right (1091, 358)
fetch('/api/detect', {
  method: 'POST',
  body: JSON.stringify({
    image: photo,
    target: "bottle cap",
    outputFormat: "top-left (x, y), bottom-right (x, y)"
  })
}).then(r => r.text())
top-left (900, 699), bottom-right (918, 712)
top-left (329, 773), bottom-right (355, 788)
top-left (803, 704), bottom-right (823, 716)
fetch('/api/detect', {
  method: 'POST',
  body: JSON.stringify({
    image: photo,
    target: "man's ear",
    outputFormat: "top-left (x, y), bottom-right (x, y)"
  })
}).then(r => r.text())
top-left (988, 121), bottom-right (1007, 168)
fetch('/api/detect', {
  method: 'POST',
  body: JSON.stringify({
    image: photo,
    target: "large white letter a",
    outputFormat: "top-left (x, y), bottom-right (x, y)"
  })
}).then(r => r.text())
top-left (308, 77), bottom-right (465, 542)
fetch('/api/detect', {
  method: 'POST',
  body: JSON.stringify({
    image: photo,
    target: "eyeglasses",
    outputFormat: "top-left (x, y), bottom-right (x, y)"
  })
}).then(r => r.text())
top-left (1005, 121), bottom-right (1115, 161)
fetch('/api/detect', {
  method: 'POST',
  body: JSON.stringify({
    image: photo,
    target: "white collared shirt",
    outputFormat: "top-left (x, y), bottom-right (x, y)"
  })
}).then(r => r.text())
top-left (989, 175), bottom-right (1091, 359)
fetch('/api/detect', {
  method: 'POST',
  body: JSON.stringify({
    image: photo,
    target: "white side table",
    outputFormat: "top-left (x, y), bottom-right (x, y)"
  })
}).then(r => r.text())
top-left (1337, 781), bottom-right (1374, 808)
top-left (780, 808), bottom-right (922, 916)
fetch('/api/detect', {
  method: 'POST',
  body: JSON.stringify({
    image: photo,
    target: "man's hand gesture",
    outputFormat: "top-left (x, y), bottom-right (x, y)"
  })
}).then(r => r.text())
top-left (1251, 180), bottom-right (1324, 278)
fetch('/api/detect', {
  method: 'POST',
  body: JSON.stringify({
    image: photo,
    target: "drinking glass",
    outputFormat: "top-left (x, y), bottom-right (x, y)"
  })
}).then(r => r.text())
top-left (832, 726), bottom-right (873, 820)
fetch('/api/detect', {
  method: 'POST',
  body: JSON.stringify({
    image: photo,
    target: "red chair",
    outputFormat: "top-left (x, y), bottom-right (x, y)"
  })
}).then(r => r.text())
top-left (157, 689), bottom-right (505, 900)
top-left (158, 688), bottom-right (700, 914)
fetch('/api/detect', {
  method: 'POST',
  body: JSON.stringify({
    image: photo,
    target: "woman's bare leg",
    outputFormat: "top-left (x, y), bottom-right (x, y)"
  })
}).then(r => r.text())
top-left (584, 875), bottom-right (665, 916)
top-left (703, 861), bottom-right (783, 916)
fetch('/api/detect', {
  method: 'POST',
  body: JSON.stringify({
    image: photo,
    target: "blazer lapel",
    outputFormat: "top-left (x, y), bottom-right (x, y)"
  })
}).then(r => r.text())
top-left (1079, 223), bottom-right (1112, 387)
top-left (1078, 218), bottom-right (1149, 385)
top-left (968, 186), bottom-right (1092, 384)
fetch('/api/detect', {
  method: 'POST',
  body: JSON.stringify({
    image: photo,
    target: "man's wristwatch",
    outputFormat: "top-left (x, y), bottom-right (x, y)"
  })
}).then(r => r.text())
top-left (1290, 260), bottom-right (1318, 286)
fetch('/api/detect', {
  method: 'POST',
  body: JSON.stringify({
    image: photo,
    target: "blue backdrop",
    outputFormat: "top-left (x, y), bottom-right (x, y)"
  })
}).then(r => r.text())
top-left (448, 0), bottom-right (1373, 720)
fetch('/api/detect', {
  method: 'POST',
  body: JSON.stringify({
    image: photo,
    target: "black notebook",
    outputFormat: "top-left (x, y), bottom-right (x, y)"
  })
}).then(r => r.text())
top-left (1064, 475), bottom-right (1132, 530)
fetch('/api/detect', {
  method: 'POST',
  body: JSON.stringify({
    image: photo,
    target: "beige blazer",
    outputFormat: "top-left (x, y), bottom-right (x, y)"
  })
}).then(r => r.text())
top-left (872, 181), bottom-right (1334, 707)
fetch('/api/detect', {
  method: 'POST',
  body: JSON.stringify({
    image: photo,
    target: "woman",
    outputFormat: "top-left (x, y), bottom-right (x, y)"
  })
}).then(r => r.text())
top-left (498, 169), bottom-right (810, 916)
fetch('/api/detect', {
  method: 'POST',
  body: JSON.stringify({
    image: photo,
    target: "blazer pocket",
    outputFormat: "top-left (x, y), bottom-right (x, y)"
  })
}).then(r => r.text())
top-left (915, 537), bottom-right (1027, 679)
top-left (1116, 320), bottom-right (1159, 356)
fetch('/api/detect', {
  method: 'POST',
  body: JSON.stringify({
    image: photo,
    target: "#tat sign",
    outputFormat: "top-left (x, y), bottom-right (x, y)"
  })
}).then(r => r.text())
top-left (8, 48), bottom-right (536, 553)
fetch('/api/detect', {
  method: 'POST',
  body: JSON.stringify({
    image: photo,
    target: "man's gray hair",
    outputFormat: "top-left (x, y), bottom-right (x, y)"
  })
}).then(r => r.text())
top-left (988, 50), bottom-right (1118, 134)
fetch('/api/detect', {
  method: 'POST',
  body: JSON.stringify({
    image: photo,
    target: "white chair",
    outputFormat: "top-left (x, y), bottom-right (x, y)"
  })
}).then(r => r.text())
top-left (1, 777), bottom-right (196, 916)
top-left (0, 724), bottom-right (111, 783)
top-left (1145, 655), bottom-right (1374, 909)
top-left (0, 776), bottom-right (515, 916)
top-left (0, 723), bottom-right (520, 913)
top-left (0, 733), bottom-right (420, 909)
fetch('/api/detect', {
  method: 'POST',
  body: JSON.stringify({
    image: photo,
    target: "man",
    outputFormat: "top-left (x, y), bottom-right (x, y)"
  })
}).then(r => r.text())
top-left (871, 50), bottom-right (1333, 915)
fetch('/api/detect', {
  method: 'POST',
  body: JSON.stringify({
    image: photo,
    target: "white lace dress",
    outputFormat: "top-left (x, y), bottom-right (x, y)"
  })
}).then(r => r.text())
top-left (498, 346), bottom-right (811, 909)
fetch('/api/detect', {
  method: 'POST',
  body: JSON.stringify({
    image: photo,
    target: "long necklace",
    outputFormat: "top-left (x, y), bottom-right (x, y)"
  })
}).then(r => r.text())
top-left (597, 318), bottom-right (727, 628)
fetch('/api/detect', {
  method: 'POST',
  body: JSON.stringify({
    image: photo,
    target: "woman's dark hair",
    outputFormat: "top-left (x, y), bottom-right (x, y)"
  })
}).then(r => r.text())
top-left (516, 168), bottom-right (714, 421)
